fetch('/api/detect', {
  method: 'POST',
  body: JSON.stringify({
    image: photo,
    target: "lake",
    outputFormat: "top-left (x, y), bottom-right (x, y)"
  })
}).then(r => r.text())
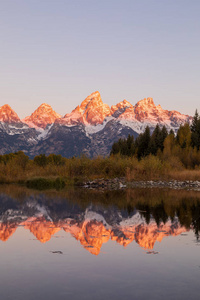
top-left (0, 185), bottom-right (200, 300)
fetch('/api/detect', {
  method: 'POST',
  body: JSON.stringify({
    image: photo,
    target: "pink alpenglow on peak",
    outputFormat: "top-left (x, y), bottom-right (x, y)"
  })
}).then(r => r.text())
top-left (118, 97), bottom-right (192, 126)
top-left (111, 100), bottom-right (133, 116)
top-left (56, 107), bottom-right (84, 126)
top-left (136, 97), bottom-right (155, 107)
top-left (80, 91), bottom-right (111, 125)
top-left (59, 91), bottom-right (112, 126)
top-left (56, 92), bottom-right (192, 130)
top-left (0, 92), bottom-right (192, 133)
top-left (23, 103), bottom-right (61, 129)
top-left (0, 104), bottom-right (21, 123)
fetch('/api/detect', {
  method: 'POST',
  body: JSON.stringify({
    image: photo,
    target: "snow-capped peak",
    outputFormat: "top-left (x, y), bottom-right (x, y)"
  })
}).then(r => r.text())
top-left (53, 92), bottom-right (192, 133)
top-left (0, 92), bottom-right (193, 136)
top-left (117, 97), bottom-right (192, 133)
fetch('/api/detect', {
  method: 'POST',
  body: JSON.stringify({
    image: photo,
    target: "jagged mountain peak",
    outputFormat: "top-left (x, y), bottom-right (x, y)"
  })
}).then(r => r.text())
top-left (0, 104), bottom-right (21, 123)
top-left (57, 92), bottom-right (191, 130)
top-left (81, 91), bottom-right (111, 125)
top-left (0, 92), bottom-right (193, 158)
top-left (1, 104), bottom-right (12, 110)
top-left (62, 91), bottom-right (111, 126)
top-left (33, 102), bottom-right (59, 113)
top-left (120, 99), bottom-right (132, 106)
top-left (37, 103), bottom-right (53, 109)
top-left (111, 99), bottom-right (133, 117)
top-left (79, 91), bottom-right (103, 112)
top-left (112, 99), bottom-right (132, 109)
top-left (23, 103), bottom-right (61, 129)
top-left (135, 97), bottom-right (155, 108)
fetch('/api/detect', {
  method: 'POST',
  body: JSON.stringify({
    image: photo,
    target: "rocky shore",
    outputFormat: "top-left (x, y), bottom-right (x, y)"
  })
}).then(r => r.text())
top-left (83, 177), bottom-right (127, 190)
top-left (130, 180), bottom-right (200, 190)
top-left (82, 178), bottom-right (200, 191)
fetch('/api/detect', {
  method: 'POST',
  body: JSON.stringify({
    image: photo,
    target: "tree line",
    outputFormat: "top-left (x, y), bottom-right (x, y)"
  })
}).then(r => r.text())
top-left (110, 110), bottom-right (200, 168)
top-left (0, 152), bottom-right (65, 169)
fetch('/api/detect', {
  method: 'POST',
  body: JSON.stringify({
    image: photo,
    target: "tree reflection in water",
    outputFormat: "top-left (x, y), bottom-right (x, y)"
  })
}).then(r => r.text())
top-left (0, 185), bottom-right (200, 254)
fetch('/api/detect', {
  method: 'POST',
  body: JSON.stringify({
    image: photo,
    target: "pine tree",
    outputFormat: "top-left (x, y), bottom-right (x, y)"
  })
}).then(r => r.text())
top-left (136, 126), bottom-right (151, 158)
top-left (149, 124), bottom-right (161, 155)
top-left (191, 110), bottom-right (200, 150)
top-left (160, 126), bottom-right (168, 151)
top-left (126, 134), bottom-right (135, 156)
top-left (191, 109), bottom-right (199, 133)
top-left (169, 129), bottom-right (175, 136)
top-left (149, 125), bottom-right (168, 154)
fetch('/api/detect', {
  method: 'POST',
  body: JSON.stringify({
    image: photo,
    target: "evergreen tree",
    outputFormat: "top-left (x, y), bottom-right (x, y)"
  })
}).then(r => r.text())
top-left (120, 138), bottom-right (128, 156)
top-left (149, 124), bottom-right (161, 155)
top-left (136, 126), bottom-right (151, 158)
top-left (169, 129), bottom-right (175, 136)
top-left (191, 110), bottom-right (200, 150)
top-left (148, 125), bottom-right (168, 155)
top-left (159, 126), bottom-right (168, 151)
top-left (110, 141), bottom-right (120, 155)
top-left (191, 109), bottom-right (199, 133)
top-left (110, 135), bottom-right (135, 156)
top-left (126, 134), bottom-right (135, 156)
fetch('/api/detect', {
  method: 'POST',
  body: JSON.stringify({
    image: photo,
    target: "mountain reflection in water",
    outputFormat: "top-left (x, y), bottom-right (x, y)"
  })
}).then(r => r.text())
top-left (0, 186), bottom-right (200, 255)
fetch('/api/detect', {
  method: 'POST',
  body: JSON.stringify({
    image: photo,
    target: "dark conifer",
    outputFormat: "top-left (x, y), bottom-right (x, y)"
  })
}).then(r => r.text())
top-left (191, 110), bottom-right (200, 150)
top-left (160, 126), bottom-right (168, 151)
top-left (149, 124), bottom-right (161, 155)
top-left (137, 126), bottom-right (151, 158)
top-left (191, 109), bottom-right (199, 133)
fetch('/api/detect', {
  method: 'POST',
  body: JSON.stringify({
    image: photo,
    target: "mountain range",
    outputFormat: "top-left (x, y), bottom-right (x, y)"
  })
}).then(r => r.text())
top-left (0, 91), bottom-right (192, 157)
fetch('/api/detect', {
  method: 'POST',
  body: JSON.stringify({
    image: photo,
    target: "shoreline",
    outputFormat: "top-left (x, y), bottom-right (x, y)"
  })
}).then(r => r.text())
top-left (1, 177), bottom-right (200, 191)
top-left (82, 178), bottom-right (200, 191)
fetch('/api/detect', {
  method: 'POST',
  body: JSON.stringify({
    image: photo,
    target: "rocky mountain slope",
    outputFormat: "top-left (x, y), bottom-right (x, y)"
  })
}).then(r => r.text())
top-left (0, 92), bottom-right (192, 157)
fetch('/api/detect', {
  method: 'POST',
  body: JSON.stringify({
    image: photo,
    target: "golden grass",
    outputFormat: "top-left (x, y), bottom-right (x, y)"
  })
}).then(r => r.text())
top-left (0, 154), bottom-right (200, 185)
top-left (167, 170), bottom-right (200, 181)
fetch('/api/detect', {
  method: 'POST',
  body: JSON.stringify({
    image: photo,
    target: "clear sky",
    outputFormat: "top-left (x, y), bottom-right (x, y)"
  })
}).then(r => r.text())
top-left (0, 0), bottom-right (199, 118)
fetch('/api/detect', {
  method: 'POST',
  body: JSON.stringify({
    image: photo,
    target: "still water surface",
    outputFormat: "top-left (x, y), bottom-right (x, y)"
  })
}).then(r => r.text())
top-left (0, 186), bottom-right (200, 300)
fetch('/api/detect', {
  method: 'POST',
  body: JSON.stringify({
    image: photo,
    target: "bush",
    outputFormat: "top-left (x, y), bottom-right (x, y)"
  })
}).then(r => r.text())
top-left (34, 154), bottom-right (48, 168)
top-left (140, 155), bottom-right (163, 179)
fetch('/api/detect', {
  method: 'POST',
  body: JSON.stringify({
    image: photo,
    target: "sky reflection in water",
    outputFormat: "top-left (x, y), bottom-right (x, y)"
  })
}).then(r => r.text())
top-left (0, 186), bottom-right (200, 300)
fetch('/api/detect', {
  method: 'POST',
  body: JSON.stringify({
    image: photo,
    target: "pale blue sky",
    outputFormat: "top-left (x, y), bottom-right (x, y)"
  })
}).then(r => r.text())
top-left (0, 0), bottom-right (199, 118)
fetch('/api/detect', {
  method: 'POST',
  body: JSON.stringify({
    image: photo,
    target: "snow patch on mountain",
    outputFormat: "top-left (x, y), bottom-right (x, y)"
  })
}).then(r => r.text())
top-left (0, 122), bottom-right (32, 135)
top-left (118, 119), bottom-right (150, 134)
top-left (37, 124), bottom-right (54, 140)
top-left (85, 116), bottom-right (115, 135)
